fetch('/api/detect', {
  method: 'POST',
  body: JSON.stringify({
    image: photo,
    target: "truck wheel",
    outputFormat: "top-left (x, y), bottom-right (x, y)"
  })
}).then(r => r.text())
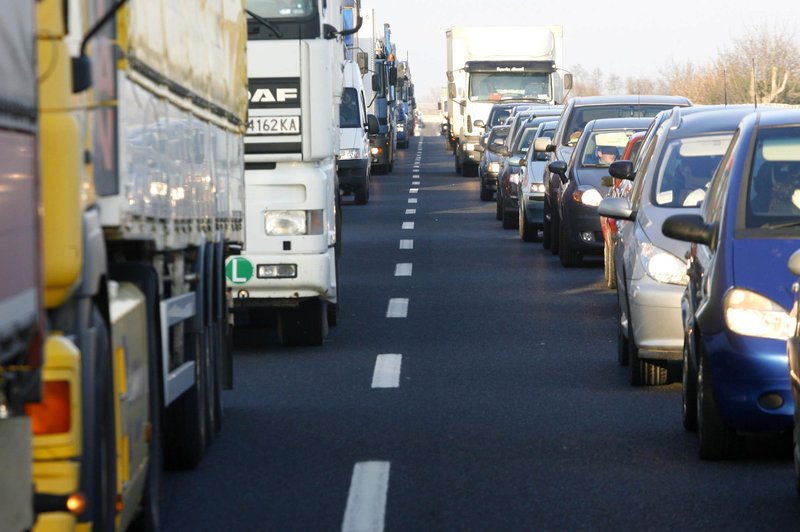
top-left (480, 185), bottom-right (492, 201)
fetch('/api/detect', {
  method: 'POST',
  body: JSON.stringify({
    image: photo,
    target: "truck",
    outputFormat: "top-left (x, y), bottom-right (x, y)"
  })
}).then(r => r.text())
top-left (19, 1), bottom-right (249, 530)
top-left (231, 0), bottom-right (361, 345)
top-left (395, 60), bottom-right (416, 149)
top-left (446, 26), bottom-right (572, 176)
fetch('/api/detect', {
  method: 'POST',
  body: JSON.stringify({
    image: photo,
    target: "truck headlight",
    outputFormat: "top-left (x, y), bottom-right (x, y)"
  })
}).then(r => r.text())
top-left (339, 149), bottom-right (360, 160)
top-left (572, 186), bottom-right (603, 207)
top-left (397, 123), bottom-right (405, 132)
top-left (724, 288), bottom-right (793, 340)
top-left (639, 242), bottom-right (688, 285)
top-left (488, 162), bottom-right (500, 173)
top-left (264, 210), bottom-right (323, 236)
top-left (257, 264), bottom-right (298, 279)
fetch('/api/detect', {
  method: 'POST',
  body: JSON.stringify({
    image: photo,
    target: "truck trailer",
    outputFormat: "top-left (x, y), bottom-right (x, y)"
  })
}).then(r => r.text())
top-left (446, 26), bottom-right (571, 176)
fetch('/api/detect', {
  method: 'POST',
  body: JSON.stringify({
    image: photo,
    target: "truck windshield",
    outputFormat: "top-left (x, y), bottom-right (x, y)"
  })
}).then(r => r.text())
top-left (340, 88), bottom-right (361, 128)
top-left (246, 0), bottom-right (314, 18)
top-left (246, 0), bottom-right (319, 39)
top-left (469, 72), bottom-right (551, 102)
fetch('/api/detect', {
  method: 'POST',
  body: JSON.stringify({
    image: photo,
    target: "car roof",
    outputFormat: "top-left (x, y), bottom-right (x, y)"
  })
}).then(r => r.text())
top-left (526, 116), bottom-right (559, 127)
top-left (753, 108), bottom-right (800, 127)
top-left (584, 117), bottom-right (654, 131)
top-left (665, 107), bottom-right (759, 137)
top-left (569, 95), bottom-right (691, 106)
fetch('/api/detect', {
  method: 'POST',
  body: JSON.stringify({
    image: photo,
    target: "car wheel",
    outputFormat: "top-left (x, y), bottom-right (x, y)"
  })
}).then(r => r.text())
top-left (794, 415), bottom-right (800, 493)
top-left (604, 240), bottom-right (616, 289)
top-left (617, 302), bottom-right (629, 367)
top-left (682, 333), bottom-right (698, 432)
top-left (558, 220), bottom-right (581, 267)
top-left (549, 209), bottom-right (559, 255)
top-left (697, 353), bottom-right (738, 459)
top-left (628, 327), bottom-right (668, 386)
top-left (542, 200), bottom-right (551, 249)
top-left (501, 202), bottom-right (516, 229)
top-left (495, 189), bottom-right (503, 221)
top-left (519, 204), bottom-right (537, 242)
top-left (480, 186), bottom-right (493, 201)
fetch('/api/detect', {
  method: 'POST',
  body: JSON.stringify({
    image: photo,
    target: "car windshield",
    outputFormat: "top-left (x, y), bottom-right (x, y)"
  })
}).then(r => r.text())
top-left (580, 130), bottom-right (640, 168)
top-left (563, 105), bottom-right (677, 146)
top-left (745, 126), bottom-right (800, 228)
top-left (489, 108), bottom-right (513, 127)
top-left (513, 127), bottom-right (539, 155)
top-left (469, 72), bottom-right (551, 102)
top-left (246, 0), bottom-right (314, 17)
top-left (653, 134), bottom-right (732, 208)
top-left (339, 88), bottom-right (360, 128)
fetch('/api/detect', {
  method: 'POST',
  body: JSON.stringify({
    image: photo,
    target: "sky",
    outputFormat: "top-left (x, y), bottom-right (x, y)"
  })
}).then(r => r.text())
top-left (357, 0), bottom-right (800, 105)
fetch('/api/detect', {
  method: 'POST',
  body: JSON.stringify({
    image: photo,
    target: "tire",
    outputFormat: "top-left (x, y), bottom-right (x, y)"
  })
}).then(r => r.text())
top-left (697, 354), bottom-right (737, 459)
top-left (501, 203), bottom-right (516, 229)
top-left (480, 186), bottom-right (493, 201)
top-left (495, 189), bottom-right (503, 220)
top-left (354, 183), bottom-right (369, 205)
top-left (372, 164), bottom-right (386, 176)
top-left (558, 221), bottom-right (581, 267)
top-left (278, 299), bottom-right (328, 346)
top-left (628, 326), bottom-right (668, 386)
top-left (519, 204), bottom-right (538, 242)
top-left (617, 302), bottom-right (629, 367)
top-left (682, 334), bottom-right (698, 432)
top-left (794, 417), bottom-right (800, 494)
top-left (604, 240), bottom-right (616, 289)
top-left (549, 210), bottom-right (559, 255)
top-left (542, 200), bottom-right (551, 249)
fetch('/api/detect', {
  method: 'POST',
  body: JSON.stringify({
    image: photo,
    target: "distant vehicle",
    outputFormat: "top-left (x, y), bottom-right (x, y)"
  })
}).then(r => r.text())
top-left (663, 109), bottom-right (798, 459)
top-left (536, 95), bottom-right (692, 253)
top-left (518, 120), bottom-right (558, 242)
top-left (338, 61), bottom-right (377, 205)
top-left (496, 121), bottom-right (543, 229)
top-left (478, 125), bottom-right (510, 201)
top-left (601, 107), bottom-right (753, 387)
top-left (548, 117), bottom-right (652, 267)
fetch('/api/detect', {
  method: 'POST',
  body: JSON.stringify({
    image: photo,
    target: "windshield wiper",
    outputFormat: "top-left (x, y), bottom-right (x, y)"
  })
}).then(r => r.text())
top-left (246, 9), bottom-right (283, 38)
top-left (760, 219), bottom-right (800, 230)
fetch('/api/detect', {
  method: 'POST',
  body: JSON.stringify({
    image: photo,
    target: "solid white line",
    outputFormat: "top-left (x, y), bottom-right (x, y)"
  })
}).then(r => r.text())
top-left (394, 263), bottom-right (412, 277)
top-left (409, 188), bottom-right (418, 194)
top-left (408, 198), bottom-right (417, 204)
top-left (371, 354), bottom-right (402, 388)
top-left (342, 461), bottom-right (391, 532)
top-left (405, 209), bottom-right (416, 215)
top-left (399, 239), bottom-right (413, 249)
top-left (402, 221), bottom-right (414, 230)
top-left (386, 298), bottom-right (408, 318)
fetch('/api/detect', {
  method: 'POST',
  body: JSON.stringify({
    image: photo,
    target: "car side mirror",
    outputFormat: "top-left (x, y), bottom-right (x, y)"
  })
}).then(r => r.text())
top-left (519, 158), bottom-right (527, 167)
top-left (662, 214), bottom-right (716, 249)
top-left (598, 197), bottom-right (635, 221)
top-left (789, 249), bottom-right (800, 277)
top-left (609, 160), bottom-right (634, 180)
top-left (548, 160), bottom-right (567, 177)
top-left (533, 137), bottom-right (550, 154)
top-left (473, 119), bottom-right (485, 128)
top-left (509, 156), bottom-right (521, 166)
top-left (367, 114), bottom-right (379, 135)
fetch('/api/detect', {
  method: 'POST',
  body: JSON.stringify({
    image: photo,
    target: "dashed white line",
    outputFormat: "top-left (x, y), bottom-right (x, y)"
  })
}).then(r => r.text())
top-left (405, 209), bottom-right (416, 215)
top-left (409, 188), bottom-right (418, 194)
top-left (399, 239), bottom-right (413, 249)
top-left (408, 198), bottom-right (417, 204)
top-left (342, 461), bottom-right (391, 532)
top-left (402, 221), bottom-right (414, 230)
top-left (371, 354), bottom-right (402, 388)
top-left (386, 298), bottom-right (408, 318)
top-left (411, 181), bottom-right (420, 186)
top-left (394, 263), bottom-right (412, 277)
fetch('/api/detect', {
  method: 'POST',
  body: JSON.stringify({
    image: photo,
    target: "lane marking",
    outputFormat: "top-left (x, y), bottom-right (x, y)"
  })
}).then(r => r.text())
top-left (402, 221), bottom-right (414, 230)
top-left (405, 209), bottom-right (416, 215)
top-left (386, 298), bottom-right (408, 318)
top-left (412, 181), bottom-right (420, 186)
top-left (409, 188), bottom-right (418, 194)
top-left (371, 354), bottom-right (402, 388)
top-left (394, 263), bottom-right (412, 277)
top-left (342, 461), bottom-right (391, 532)
top-left (399, 239), bottom-right (413, 249)
top-left (408, 198), bottom-right (417, 204)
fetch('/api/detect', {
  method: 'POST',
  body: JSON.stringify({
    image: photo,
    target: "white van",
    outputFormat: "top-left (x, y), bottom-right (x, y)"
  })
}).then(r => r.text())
top-left (338, 60), bottom-right (374, 204)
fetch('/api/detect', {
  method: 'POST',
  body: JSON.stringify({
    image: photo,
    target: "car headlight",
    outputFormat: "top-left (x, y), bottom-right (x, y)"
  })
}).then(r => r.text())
top-left (724, 288), bottom-right (793, 340)
top-left (397, 123), bottom-right (405, 131)
top-left (339, 149), bottom-right (360, 160)
top-left (264, 210), bottom-right (323, 236)
top-left (371, 147), bottom-right (382, 156)
top-left (572, 186), bottom-right (603, 207)
top-left (639, 242), bottom-right (688, 285)
top-left (488, 162), bottom-right (500, 173)
top-left (510, 172), bottom-right (520, 185)
top-left (531, 183), bottom-right (546, 193)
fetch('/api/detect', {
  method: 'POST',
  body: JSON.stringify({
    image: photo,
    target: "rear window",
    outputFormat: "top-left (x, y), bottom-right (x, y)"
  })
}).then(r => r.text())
top-left (653, 134), bottom-right (732, 208)
top-left (745, 126), bottom-right (800, 228)
top-left (580, 130), bottom-right (641, 167)
top-left (563, 105), bottom-right (677, 146)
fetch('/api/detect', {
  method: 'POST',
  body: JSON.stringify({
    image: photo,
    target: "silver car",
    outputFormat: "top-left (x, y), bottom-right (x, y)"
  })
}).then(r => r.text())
top-left (599, 106), bottom-right (755, 386)
top-left (518, 120), bottom-right (557, 241)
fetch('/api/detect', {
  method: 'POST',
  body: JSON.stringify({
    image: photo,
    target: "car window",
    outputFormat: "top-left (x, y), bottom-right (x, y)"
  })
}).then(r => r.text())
top-left (339, 87), bottom-right (360, 128)
top-left (628, 125), bottom-right (662, 209)
top-left (580, 130), bottom-right (640, 167)
top-left (745, 126), bottom-right (800, 228)
top-left (704, 130), bottom-right (739, 225)
top-left (652, 134), bottom-right (732, 208)
top-left (563, 105), bottom-right (677, 147)
top-left (514, 126), bottom-right (539, 155)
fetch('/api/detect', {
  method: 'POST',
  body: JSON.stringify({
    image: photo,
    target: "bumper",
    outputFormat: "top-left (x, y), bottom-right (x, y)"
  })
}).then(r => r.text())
top-left (628, 279), bottom-right (684, 359)
top-left (562, 202), bottom-right (604, 254)
top-left (228, 249), bottom-right (336, 303)
top-left (704, 332), bottom-right (792, 432)
top-left (337, 158), bottom-right (369, 189)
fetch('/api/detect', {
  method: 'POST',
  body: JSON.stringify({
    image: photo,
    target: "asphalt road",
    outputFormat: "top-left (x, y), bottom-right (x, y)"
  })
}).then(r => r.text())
top-left (162, 134), bottom-right (800, 531)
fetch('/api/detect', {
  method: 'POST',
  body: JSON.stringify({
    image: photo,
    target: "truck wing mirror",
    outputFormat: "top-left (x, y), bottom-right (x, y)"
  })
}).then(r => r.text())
top-left (372, 74), bottom-right (380, 92)
top-left (389, 66), bottom-right (398, 85)
top-left (72, 56), bottom-right (93, 93)
top-left (563, 72), bottom-right (573, 91)
top-left (367, 114), bottom-right (380, 135)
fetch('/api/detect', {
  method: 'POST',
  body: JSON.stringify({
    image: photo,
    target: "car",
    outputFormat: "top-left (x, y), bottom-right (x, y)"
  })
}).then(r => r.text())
top-left (477, 125), bottom-right (510, 201)
top-left (496, 121), bottom-right (542, 228)
top-left (662, 109), bottom-right (798, 459)
top-left (536, 95), bottom-right (692, 254)
top-left (787, 250), bottom-right (800, 490)
top-left (547, 117), bottom-right (653, 267)
top-left (600, 107), bottom-right (755, 387)
top-left (485, 103), bottom-right (525, 131)
top-left (518, 119), bottom-right (557, 242)
top-left (600, 130), bottom-right (645, 288)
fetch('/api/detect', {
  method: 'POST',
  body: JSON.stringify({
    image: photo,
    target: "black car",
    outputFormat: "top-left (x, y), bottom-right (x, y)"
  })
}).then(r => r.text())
top-left (477, 125), bottom-right (510, 201)
top-left (548, 117), bottom-right (653, 266)
top-left (496, 121), bottom-right (542, 228)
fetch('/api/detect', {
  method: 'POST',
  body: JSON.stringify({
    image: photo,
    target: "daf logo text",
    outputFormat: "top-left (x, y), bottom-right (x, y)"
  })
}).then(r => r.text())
top-left (249, 88), bottom-right (299, 103)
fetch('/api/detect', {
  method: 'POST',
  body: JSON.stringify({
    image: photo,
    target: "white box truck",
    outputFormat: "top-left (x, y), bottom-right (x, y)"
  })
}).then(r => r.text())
top-left (446, 26), bottom-right (571, 176)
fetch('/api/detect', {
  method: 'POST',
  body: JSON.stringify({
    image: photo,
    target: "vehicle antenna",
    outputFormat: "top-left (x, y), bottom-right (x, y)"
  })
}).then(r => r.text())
top-left (752, 58), bottom-right (758, 109)
top-left (723, 69), bottom-right (728, 106)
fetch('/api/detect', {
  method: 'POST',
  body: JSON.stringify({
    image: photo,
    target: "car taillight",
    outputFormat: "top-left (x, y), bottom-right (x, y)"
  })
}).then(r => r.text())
top-left (26, 380), bottom-right (71, 435)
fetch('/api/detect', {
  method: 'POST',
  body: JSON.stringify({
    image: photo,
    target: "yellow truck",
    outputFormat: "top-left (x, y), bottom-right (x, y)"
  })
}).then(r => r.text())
top-left (17, 1), bottom-right (249, 530)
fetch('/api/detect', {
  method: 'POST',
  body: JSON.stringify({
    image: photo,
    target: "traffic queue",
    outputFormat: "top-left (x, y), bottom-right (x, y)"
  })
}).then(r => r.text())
top-left (473, 97), bottom-right (800, 488)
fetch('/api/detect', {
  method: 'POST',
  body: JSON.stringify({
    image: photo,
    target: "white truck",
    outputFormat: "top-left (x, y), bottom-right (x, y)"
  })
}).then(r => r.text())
top-left (232, 1), bottom-right (361, 345)
top-left (446, 26), bottom-right (571, 176)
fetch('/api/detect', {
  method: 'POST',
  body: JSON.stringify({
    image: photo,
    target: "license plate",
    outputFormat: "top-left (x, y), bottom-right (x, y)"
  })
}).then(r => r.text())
top-left (247, 116), bottom-right (300, 135)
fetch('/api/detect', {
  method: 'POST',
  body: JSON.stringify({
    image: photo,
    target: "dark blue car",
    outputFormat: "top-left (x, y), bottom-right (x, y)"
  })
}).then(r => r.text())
top-left (663, 109), bottom-right (800, 459)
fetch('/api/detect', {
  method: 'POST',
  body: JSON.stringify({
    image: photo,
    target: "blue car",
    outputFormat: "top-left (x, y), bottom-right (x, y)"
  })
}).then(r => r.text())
top-left (663, 109), bottom-right (800, 459)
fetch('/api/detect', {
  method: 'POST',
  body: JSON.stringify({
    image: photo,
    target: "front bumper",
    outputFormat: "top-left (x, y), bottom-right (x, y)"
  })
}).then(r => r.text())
top-left (562, 201), bottom-right (604, 254)
top-left (628, 278), bottom-right (684, 360)
top-left (228, 249), bottom-right (336, 303)
top-left (705, 331), bottom-right (792, 432)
